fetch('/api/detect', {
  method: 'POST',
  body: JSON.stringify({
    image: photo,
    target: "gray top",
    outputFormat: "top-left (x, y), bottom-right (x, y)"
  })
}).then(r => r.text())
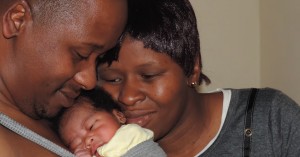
top-left (122, 139), bottom-right (167, 157)
top-left (0, 112), bottom-right (166, 157)
top-left (0, 112), bottom-right (74, 157)
top-left (200, 88), bottom-right (300, 157)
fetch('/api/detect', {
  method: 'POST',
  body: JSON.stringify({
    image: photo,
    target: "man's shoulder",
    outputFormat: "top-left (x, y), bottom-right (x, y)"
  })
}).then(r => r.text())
top-left (0, 125), bottom-right (62, 156)
top-left (0, 126), bottom-right (17, 156)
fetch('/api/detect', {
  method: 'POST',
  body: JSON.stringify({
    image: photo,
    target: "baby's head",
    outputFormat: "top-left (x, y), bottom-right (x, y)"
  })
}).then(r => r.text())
top-left (58, 88), bottom-right (126, 156)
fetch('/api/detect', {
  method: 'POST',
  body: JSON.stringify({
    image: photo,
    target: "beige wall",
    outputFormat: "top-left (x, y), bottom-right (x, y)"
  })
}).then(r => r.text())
top-left (190, 0), bottom-right (300, 104)
top-left (260, 0), bottom-right (300, 104)
top-left (190, 0), bottom-right (261, 90)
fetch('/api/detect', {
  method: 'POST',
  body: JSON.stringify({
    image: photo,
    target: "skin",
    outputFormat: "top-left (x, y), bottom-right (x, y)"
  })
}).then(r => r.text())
top-left (60, 98), bottom-right (125, 157)
top-left (0, 0), bottom-right (127, 156)
top-left (98, 36), bottom-right (224, 156)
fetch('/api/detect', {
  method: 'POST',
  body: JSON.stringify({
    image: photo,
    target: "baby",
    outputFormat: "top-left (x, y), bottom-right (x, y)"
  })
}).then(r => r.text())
top-left (58, 88), bottom-right (166, 157)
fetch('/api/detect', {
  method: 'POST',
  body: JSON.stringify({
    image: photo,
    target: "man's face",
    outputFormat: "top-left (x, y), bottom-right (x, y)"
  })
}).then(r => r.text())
top-left (2, 0), bottom-right (127, 119)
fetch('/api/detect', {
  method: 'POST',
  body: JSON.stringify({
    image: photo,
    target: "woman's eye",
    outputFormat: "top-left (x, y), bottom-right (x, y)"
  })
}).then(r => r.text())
top-left (112, 78), bottom-right (122, 82)
top-left (141, 74), bottom-right (154, 79)
top-left (141, 73), bottom-right (160, 80)
top-left (100, 77), bottom-right (122, 83)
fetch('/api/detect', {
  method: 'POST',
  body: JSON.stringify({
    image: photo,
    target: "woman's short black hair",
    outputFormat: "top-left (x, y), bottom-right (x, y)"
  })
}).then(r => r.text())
top-left (99, 0), bottom-right (210, 85)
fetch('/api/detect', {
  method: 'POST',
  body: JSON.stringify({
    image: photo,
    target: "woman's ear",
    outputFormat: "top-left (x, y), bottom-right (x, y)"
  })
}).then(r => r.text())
top-left (187, 57), bottom-right (201, 87)
top-left (2, 1), bottom-right (31, 38)
top-left (112, 110), bottom-right (127, 124)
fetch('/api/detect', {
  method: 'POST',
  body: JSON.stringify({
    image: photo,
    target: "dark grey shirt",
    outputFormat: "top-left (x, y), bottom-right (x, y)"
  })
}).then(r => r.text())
top-left (200, 88), bottom-right (300, 157)
top-left (122, 139), bottom-right (166, 157)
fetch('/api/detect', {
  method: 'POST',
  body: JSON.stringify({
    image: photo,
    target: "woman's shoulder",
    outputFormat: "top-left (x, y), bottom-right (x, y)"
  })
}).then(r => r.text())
top-left (230, 87), bottom-right (300, 119)
top-left (230, 87), bottom-right (298, 105)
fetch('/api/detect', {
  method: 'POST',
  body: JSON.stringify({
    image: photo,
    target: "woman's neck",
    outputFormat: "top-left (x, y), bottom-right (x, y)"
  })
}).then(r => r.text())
top-left (158, 92), bottom-right (223, 157)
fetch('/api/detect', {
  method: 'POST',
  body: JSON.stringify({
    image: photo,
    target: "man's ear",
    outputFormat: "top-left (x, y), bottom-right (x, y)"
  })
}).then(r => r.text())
top-left (2, 1), bottom-right (31, 38)
top-left (112, 110), bottom-right (127, 124)
top-left (187, 57), bottom-right (201, 86)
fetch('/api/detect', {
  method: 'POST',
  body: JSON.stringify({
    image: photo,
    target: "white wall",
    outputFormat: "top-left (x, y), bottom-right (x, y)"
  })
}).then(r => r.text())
top-left (190, 0), bottom-right (300, 104)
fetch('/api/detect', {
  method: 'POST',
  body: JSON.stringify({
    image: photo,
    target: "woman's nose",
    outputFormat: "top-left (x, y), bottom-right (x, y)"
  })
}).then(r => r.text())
top-left (118, 80), bottom-right (145, 107)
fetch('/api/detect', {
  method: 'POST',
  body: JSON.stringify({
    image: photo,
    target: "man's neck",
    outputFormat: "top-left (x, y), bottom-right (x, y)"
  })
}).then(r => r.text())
top-left (0, 93), bottom-right (64, 146)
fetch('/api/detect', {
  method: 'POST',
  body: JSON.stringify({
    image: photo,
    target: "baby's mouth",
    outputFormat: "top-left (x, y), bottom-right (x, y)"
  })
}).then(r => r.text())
top-left (91, 142), bottom-right (105, 157)
top-left (74, 148), bottom-right (92, 157)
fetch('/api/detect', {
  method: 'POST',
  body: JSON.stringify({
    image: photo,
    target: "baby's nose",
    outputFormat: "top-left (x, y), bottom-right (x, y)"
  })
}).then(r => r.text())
top-left (85, 136), bottom-right (94, 148)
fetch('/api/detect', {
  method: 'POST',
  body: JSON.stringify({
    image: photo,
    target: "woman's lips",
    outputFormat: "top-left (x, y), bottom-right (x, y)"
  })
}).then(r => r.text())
top-left (125, 112), bottom-right (153, 127)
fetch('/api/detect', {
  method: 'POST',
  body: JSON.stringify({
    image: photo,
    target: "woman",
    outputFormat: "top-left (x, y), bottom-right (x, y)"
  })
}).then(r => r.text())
top-left (97, 0), bottom-right (300, 156)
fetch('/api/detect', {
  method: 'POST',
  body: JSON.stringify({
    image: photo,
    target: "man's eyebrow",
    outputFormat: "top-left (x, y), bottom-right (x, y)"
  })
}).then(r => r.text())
top-left (91, 44), bottom-right (103, 50)
top-left (82, 43), bottom-right (104, 51)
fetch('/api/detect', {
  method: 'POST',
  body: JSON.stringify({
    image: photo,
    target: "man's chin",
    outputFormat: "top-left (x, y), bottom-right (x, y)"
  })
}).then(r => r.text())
top-left (36, 106), bottom-right (65, 121)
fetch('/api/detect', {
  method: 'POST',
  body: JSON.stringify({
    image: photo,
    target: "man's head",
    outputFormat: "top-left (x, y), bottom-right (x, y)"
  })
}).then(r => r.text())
top-left (0, 0), bottom-right (127, 119)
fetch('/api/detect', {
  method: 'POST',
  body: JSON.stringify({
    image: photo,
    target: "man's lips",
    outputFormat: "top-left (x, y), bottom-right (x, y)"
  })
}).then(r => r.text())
top-left (61, 87), bottom-right (80, 99)
top-left (60, 90), bottom-right (80, 107)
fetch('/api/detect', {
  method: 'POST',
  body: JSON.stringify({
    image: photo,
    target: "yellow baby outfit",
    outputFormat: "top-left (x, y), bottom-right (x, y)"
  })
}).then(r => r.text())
top-left (97, 124), bottom-right (153, 157)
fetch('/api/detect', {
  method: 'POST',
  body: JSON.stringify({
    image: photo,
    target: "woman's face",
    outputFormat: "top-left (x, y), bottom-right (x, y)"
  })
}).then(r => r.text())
top-left (98, 37), bottom-right (192, 140)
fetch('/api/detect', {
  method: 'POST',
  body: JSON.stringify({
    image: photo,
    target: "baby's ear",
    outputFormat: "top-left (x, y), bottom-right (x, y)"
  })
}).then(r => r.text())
top-left (112, 110), bottom-right (126, 124)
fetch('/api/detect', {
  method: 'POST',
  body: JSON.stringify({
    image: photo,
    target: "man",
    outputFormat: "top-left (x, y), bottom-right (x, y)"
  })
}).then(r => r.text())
top-left (0, 0), bottom-right (127, 156)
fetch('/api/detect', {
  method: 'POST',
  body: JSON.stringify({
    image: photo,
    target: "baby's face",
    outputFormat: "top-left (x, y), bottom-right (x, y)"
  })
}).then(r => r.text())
top-left (60, 100), bottom-right (123, 156)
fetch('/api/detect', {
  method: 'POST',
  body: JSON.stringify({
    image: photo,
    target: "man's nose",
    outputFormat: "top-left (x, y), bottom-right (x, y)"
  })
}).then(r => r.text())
top-left (73, 59), bottom-right (97, 90)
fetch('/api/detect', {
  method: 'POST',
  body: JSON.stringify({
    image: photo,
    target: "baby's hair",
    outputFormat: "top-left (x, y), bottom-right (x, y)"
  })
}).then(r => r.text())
top-left (80, 87), bottom-right (122, 112)
top-left (55, 87), bottom-right (121, 137)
